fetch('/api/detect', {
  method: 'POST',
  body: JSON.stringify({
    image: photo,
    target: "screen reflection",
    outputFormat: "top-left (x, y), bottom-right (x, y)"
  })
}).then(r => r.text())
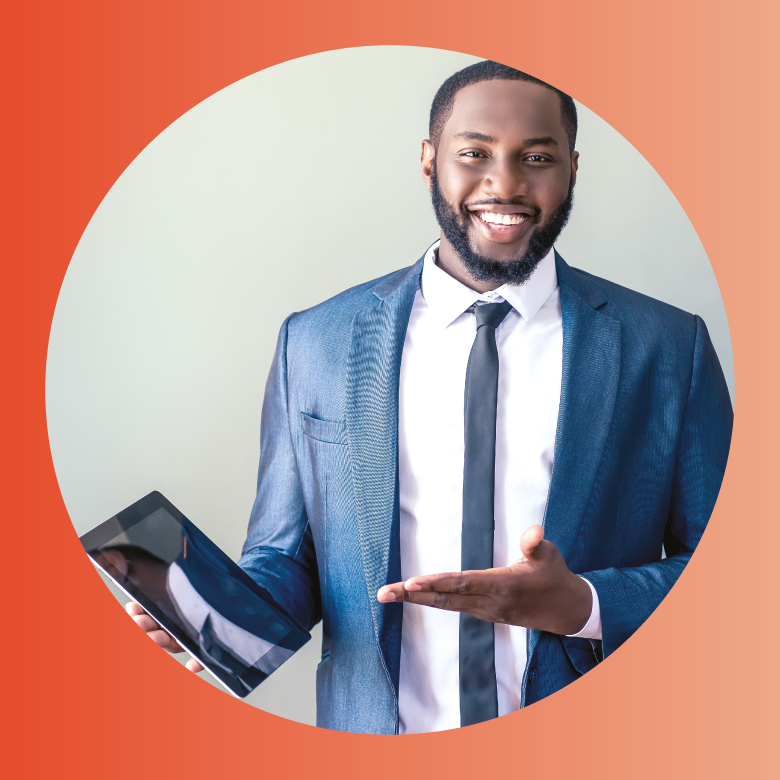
top-left (89, 508), bottom-right (306, 696)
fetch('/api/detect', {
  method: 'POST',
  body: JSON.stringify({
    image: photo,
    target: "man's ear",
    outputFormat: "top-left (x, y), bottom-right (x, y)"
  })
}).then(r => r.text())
top-left (570, 150), bottom-right (579, 189)
top-left (421, 139), bottom-right (435, 194)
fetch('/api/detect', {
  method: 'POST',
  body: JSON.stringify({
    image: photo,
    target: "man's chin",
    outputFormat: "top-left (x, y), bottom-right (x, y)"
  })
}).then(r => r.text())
top-left (456, 242), bottom-right (547, 287)
top-left (466, 232), bottom-right (535, 265)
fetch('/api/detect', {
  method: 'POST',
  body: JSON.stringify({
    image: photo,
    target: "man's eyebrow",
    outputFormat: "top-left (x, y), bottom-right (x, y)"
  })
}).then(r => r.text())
top-left (451, 132), bottom-right (560, 148)
top-left (522, 136), bottom-right (559, 147)
top-left (452, 131), bottom-right (496, 143)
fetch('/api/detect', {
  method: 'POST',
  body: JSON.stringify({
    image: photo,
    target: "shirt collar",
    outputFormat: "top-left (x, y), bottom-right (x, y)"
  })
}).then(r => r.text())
top-left (420, 239), bottom-right (559, 328)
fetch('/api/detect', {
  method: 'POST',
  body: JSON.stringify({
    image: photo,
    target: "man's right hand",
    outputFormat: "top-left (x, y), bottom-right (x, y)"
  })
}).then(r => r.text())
top-left (125, 602), bottom-right (204, 673)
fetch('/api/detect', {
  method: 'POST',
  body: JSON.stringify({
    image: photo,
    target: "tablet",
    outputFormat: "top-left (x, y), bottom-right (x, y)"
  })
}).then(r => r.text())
top-left (80, 491), bottom-right (311, 698)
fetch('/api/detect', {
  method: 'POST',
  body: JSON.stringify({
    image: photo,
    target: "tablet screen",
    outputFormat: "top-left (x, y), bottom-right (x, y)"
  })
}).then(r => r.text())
top-left (80, 492), bottom-right (310, 697)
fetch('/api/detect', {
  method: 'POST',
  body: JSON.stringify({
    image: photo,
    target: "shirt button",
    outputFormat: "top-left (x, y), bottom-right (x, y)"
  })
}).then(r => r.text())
top-left (528, 666), bottom-right (538, 684)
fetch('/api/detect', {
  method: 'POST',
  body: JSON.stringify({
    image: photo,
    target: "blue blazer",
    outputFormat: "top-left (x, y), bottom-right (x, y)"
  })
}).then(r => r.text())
top-left (238, 250), bottom-right (733, 734)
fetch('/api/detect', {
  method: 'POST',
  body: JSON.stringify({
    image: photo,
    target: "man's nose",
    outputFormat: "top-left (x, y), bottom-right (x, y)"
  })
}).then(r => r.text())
top-left (483, 158), bottom-right (528, 200)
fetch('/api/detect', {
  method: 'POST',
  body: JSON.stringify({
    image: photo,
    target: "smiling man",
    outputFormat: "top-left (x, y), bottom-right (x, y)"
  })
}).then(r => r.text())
top-left (426, 73), bottom-right (577, 289)
top-left (132, 60), bottom-right (732, 734)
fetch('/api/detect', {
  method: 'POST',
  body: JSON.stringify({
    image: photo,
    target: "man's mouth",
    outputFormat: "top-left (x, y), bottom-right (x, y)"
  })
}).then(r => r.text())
top-left (476, 211), bottom-right (531, 226)
top-left (466, 206), bottom-right (537, 243)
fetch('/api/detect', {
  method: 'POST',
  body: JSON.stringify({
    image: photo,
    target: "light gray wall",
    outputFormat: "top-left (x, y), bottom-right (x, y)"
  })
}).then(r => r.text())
top-left (46, 46), bottom-right (734, 727)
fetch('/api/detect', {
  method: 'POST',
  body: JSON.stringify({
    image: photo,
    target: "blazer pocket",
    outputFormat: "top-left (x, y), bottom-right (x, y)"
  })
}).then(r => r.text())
top-left (300, 412), bottom-right (347, 445)
top-left (560, 635), bottom-right (601, 676)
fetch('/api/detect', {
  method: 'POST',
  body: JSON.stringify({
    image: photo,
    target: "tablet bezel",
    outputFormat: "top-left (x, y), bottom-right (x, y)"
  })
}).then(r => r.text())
top-left (80, 490), bottom-right (310, 699)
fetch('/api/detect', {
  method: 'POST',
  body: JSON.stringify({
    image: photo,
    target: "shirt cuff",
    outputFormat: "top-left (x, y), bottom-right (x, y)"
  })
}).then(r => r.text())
top-left (565, 577), bottom-right (602, 640)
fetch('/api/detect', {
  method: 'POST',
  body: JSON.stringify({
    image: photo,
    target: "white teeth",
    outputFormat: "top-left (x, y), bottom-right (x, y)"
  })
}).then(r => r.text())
top-left (479, 211), bottom-right (527, 225)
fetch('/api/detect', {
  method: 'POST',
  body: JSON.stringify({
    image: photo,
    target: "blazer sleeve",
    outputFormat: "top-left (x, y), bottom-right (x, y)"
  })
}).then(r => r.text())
top-left (237, 314), bottom-right (322, 631)
top-left (580, 315), bottom-right (733, 658)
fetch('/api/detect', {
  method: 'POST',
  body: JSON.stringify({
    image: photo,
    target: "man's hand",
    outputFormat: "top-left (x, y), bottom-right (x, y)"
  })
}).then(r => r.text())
top-left (376, 525), bottom-right (592, 636)
top-left (125, 602), bottom-right (204, 673)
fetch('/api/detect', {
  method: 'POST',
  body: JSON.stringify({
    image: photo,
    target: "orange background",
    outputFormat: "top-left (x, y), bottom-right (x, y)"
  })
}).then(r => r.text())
top-left (2, 1), bottom-right (778, 777)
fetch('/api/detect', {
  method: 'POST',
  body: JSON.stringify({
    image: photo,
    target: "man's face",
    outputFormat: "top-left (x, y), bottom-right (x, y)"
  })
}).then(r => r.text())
top-left (423, 79), bottom-right (578, 286)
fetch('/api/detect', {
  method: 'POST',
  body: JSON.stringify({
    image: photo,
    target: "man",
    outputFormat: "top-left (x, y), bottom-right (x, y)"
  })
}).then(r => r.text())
top-left (131, 61), bottom-right (732, 734)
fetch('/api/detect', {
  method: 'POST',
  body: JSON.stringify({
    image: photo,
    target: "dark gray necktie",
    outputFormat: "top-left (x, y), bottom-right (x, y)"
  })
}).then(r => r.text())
top-left (460, 300), bottom-right (512, 727)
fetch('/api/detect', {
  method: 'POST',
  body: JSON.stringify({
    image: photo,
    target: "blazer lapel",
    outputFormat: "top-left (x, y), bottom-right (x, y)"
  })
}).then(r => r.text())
top-left (527, 253), bottom-right (622, 672)
top-left (543, 255), bottom-right (622, 560)
top-left (345, 260), bottom-right (422, 663)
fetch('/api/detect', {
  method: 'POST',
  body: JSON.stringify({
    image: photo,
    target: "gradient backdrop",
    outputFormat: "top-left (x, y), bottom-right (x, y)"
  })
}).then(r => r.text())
top-left (2, 1), bottom-right (777, 778)
top-left (46, 45), bottom-right (734, 725)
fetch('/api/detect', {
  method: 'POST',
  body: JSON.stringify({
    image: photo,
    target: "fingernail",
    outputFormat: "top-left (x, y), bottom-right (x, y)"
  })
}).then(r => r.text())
top-left (383, 592), bottom-right (396, 602)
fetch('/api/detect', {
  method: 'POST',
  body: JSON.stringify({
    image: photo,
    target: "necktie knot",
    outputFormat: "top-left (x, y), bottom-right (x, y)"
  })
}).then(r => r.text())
top-left (475, 300), bottom-right (513, 330)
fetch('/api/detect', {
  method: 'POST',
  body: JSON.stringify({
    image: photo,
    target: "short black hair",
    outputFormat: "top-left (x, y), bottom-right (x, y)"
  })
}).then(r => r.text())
top-left (429, 60), bottom-right (577, 154)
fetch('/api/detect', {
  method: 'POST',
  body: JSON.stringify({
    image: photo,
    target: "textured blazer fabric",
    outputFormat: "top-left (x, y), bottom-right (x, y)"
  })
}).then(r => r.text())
top-left (238, 251), bottom-right (733, 734)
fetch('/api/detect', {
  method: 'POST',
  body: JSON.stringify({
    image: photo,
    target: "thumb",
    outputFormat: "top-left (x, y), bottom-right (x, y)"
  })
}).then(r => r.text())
top-left (520, 524), bottom-right (545, 560)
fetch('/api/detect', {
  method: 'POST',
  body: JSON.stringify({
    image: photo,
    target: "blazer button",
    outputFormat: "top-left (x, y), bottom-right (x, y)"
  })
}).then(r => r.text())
top-left (528, 666), bottom-right (538, 684)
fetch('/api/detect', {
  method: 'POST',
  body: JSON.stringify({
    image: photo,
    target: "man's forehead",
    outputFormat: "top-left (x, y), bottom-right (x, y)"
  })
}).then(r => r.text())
top-left (443, 80), bottom-right (565, 143)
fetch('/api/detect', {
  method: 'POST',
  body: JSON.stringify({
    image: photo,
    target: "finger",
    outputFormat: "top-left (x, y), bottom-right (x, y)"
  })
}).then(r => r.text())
top-left (131, 613), bottom-right (161, 633)
top-left (378, 572), bottom-right (487, 602)
top-left (403, 570), bottom-right (496, 595)
top-left (379, 570), bottom-right (503, 602)
top-left (186, 657), bottom-right (204, 673)
top-left (520, 524), bottom-right (545, 560)
top-left (399, 590), bottom-right (482, 613)
top-left (377, 582), bottom-right (406, 603)
top-left (126, 602), bottom-right (184, 652)
top-left (146, 629), bottom-right (184, 653)
top-left (378, 585), bottom-right (499, 621)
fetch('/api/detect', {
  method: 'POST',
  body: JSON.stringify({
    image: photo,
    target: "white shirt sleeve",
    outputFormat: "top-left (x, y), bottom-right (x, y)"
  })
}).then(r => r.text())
top-left (565, 576), bottom-right (602, 640)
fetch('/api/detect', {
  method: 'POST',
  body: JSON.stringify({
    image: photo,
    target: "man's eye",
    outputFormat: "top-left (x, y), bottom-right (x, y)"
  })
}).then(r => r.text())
top-left (525, 155), bottom-right (549, 162)
top-left (461, 150), bottom-right (486, 158)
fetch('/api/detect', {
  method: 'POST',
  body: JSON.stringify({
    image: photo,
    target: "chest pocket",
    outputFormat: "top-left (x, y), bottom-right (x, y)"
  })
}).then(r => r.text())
top-left (298, 411), bottom-right (351, 634)
top-left (300, 412), bottom-right (347, 445)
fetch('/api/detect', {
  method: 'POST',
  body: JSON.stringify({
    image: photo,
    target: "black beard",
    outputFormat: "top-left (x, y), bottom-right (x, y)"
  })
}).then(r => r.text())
top-left (430, 162), bottom-right (574, 286)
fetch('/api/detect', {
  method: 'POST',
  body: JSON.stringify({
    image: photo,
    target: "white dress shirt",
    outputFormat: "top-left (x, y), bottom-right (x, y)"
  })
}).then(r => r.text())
top-left (397, 240), bottom-right (600, 734)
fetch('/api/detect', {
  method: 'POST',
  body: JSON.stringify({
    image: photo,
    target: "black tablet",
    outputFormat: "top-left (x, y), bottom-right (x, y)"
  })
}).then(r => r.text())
top-left (80, 491), bottom-right (311, 698)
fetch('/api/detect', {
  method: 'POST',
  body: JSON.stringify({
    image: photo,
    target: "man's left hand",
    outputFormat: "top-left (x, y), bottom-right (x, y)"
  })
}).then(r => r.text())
top-left (377, 524), bottom-right (592, 636)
